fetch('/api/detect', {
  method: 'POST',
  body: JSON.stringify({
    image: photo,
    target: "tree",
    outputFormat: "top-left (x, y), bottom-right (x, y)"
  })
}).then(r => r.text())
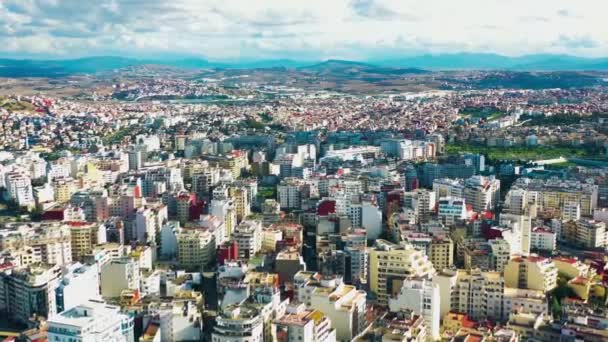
top-left (551, 296), bottom-right (562, 319)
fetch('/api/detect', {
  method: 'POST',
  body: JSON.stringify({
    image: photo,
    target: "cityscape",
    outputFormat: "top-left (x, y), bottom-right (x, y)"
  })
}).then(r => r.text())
top-left (2, 1), bottom-right (608, 342)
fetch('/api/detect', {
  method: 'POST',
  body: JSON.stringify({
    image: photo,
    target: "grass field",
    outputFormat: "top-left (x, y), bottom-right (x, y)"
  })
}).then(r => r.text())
top-left (0, 96), bottom-right (35, 113)
top-left (446, 143), bottom-right (594, 161)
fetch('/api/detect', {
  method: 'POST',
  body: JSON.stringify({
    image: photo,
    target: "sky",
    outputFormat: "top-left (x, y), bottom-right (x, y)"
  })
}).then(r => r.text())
top-left (0, 0), bottom-right (607, 61)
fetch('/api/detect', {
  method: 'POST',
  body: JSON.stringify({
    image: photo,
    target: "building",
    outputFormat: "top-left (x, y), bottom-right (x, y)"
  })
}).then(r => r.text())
top-left (503, 288), bottom-right (548, 317)
top-left (463, 175), bottom-right (500, 212)
top-left (69, 222), bottom-right (106, 261)
top-left (176, 192), bottom-right (194, 225)
top-left (504, 255), bottom-right (558, 293)
top-left (4, 171), bottom-right (35, 208)
top-left (562, 202), bottom-right (581, 222)
top-left (176, 228), bottom-right (216, 271)
top-left (353, 311), bottom-right (427, 342)
top-left (100, 257), bottom-right (141, 298)
top-left (433, 269), bottom-right (505, 321)
top-left (145, 291), bottom-right (203, 342)
top-left (369, 240), bottom-right (436, 306)
top-left (310, 282), bottom-right (366, 341)
top-left (47, 299), bottom-right (135, 342)
top-left (278, 178), bottom-right (309, 210)
top-left (565, 219), bottom-right (607, 249)
top-left (233, 220), bottom-right (263, 259)
top-left (531, 227), bottom-right (557, 252)
top-left (272, 305), bottom-right (337, 342)
top-left (275, 248), bottom-right (306, 284)
top-left (388, 277), bottom-right (440, 341)
top-left (510, 177), bottom-right (598, 216)
top-left (438, 196), bottom-right (466, 225)
top-left (212, 304), bottom-right (263, 342)
top-left (428, 236), bottom-right (454, 271)
top-left (55, 262), bottom-right (100, 313)
top-left (553, 257), bottom-right (595, 279)
top-left (229, 186), bottom-right (251, 223)
top-left (0, 264), bottom-right (61, 324)
top-left (0, 222), bottom-right (72, 267)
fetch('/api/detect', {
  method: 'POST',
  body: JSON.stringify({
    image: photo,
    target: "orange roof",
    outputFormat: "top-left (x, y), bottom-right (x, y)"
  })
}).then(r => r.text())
top-left (554, 256), bottom-right (578, 264)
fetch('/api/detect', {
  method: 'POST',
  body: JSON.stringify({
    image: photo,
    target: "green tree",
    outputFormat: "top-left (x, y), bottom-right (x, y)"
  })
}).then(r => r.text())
top-left (551, 296), bottom-right (562, 319)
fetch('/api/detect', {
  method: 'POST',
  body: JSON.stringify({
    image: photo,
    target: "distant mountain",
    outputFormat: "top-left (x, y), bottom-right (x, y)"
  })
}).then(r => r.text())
top-left (1, 53), bottom-right (608, 78)
top-left (374, 53), bottom-right (608, 71)
top-left (298, 59), bottom-right (428, 75)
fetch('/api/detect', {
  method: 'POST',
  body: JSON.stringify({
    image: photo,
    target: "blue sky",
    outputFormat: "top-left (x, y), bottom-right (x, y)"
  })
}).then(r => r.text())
top-left (0, 0), bottom-right (606, 60)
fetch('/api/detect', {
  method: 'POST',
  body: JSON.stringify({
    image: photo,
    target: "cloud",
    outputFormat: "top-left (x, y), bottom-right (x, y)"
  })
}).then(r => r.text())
top-left (554, 34), bottom-right (599, 49)
top-left (0, 0), bottom-right (607, 59)
top-left (350, 0), bottom-right (406, 20)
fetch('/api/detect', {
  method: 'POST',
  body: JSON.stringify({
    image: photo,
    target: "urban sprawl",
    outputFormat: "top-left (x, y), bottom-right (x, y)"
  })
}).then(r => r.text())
top-left (2, 78), bottom-right (608, 342)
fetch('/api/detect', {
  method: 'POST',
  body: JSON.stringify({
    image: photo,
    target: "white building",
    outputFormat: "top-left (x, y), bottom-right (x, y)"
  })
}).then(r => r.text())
top-left (531, 227), bottom-right (557, 252)
top-left (56, 262), bottom-right (101, 313)
top-left (233, 220), bottom-right (263, 259)
top-left (433, 269), bottom-right (505, 321)
top-left (212, 305), bottom-right (263, 342)
top-left (438, 196), bottom-right (467, 225)
top-left (563, 202), bottom-right (581, 222)
top-left (388, 277), bottom-right (441, 341)
top-left (311, 283), bottom-right (367, 342)
top-left (4, 171), bottom-right (35, 208)
top-left (47, 299), bottom-right (135, 342)
top-left (272, 304), bottom-right (337, 342)
top-left (278, 178), bottom-right (306, 209)
top-left (160, 221), bottom-right (179, 260)
top-left (500, 213), bottom-right (532, 255)
top-left (464, 175), bottom-right (501, 212)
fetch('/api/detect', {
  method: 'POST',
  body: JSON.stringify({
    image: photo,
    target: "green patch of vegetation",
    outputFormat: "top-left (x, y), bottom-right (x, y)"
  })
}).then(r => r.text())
top-left (550, 275), bottom-right (578, 319)
top-left (544, 161), bottom-right (578, 170)
top-left (0, 96), bottom-right (35, 113)
top-left (242, 118), bottom-right (266, 130)
top-left (258, 187), bottom-right (276, 199)
top-left (40, 151), bottom-right (62, 161)
top-left (446, 143), bottom-right (592, 161)
top-left (459, 106), bottom-right (505, 121)
top-left (257, 112), bottom-right (273, 122)
top-left (522, 112), bottom-right (608, 127)
top-left (103, 125), bottom-right (135, 144)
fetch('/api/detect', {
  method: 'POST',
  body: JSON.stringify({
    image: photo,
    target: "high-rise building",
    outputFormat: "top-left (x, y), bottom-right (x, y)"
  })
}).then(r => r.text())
top-left (463, 175), bottom-right (500, 213)
top-left (433, 269), bottom-right (505, 321)
top-left (55, 262), bottom-right (100, 314)
top-left (278, 178), bottom-right (309, 210)
top-left (510, 177), bottom-right (598, 216)
top-left (388, 277), bottom-right (441, 341)
top-left (428, 235), bottom-right (454, 271)
top-left (369, 240), bottom-right (436, 305)
top-left (233, 220), bottom-right (263, 259)
top-left (177, 228), bottom-right (216, 271)
top-left (438, 196), bottom-right (466, 225)
top-left (0, 264), bottom-right (62, 324)
top-left (229, 186), bottom-right (250, 223)
top-left (100, 257), bottom-right (141, 298)
top-left (69, 222), bottom-right (106, 261)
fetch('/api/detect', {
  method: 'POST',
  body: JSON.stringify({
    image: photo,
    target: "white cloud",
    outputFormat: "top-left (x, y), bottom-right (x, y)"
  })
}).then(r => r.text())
top-left (0, 0), bottom-right (607, 59)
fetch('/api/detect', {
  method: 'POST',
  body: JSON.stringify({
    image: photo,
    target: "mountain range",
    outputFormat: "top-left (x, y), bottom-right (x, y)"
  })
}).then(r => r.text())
top-left (1, 53), bottom-right (608, 77)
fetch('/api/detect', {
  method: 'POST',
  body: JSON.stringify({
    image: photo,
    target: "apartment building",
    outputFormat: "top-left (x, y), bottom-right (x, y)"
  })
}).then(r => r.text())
top-left (369, 240), bottom-right (436, 306)
top-left (504, 255), bottom-right (558, 293)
